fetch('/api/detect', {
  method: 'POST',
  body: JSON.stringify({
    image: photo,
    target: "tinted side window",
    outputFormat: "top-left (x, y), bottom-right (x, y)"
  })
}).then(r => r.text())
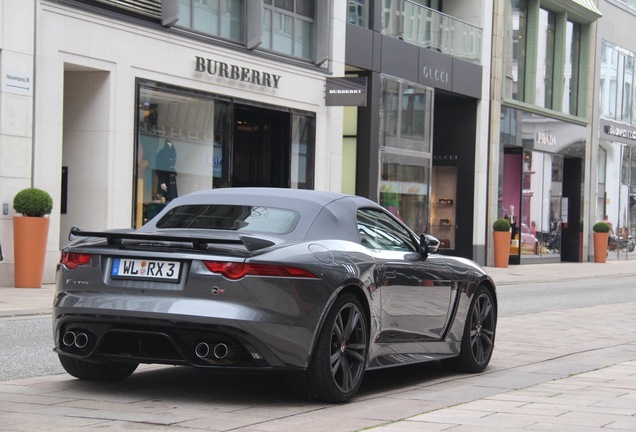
top-left (156, 205), bottom-right (299, 234)
top-left (356, 209), bottom-right (417, 252)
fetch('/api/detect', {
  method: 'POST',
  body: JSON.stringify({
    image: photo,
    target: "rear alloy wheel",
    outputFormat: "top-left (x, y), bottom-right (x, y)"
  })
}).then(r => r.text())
top-left (443, 285), bottom-right (496, 373)
top-left (59, 354), bottom-right (138, 381)
top-left (287, 293), bottom-right (368, 403)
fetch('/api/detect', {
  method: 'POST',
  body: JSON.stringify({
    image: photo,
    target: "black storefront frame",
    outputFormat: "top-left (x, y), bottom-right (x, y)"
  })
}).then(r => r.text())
top-left (345, 22), bottom-right (483, 260)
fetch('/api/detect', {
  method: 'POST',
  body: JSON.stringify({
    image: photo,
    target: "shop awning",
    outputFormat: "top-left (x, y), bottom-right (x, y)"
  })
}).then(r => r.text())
top-left (542, 0), bottom-right (602, 22)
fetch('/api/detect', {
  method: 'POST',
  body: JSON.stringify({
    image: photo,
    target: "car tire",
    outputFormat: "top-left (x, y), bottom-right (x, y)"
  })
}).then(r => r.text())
top-left (286, 293), bottom-right (368, 403)
top-left (58, 354), bottom-right (138, 381)
top-left (443, 285), bottom-right (496, 373)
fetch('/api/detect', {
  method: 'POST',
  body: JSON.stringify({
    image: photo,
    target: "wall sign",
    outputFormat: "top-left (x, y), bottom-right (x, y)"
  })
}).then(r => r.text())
top-left (325, 77), bottom-right (367, 106)
top-left (418, 48), bottom-right (453, 92)
top-left (3, 70), bottom-right (32, 96)
top-left (605, 124), bottom-right (636, 141)
top-left (194, 56), bottom-right (281, 89)
top-left (422, 66), bottom-right (450, 84)
top-left (536, 132), bottom-right (557, 146)
top-left (433, 154), bottom-right (459, 161)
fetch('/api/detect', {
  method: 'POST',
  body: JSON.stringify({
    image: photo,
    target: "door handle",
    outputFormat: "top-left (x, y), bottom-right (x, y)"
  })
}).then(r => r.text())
top-left (384, 270), bottom-right (397, 279)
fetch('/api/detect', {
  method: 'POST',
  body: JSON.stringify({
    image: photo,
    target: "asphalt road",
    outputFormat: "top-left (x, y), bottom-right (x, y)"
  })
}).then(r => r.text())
top-left (0, 317), bottom-right (64, 381)
top-left (496, 275), bottom-right (636, 316)
top-left (2, 275), bottom-right (636, 382)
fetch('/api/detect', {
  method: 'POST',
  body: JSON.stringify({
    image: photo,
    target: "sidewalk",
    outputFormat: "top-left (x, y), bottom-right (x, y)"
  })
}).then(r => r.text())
top-left (0, 283), bottom-right (55, 318)
top-left (486, 255), bottom-right (636, 286)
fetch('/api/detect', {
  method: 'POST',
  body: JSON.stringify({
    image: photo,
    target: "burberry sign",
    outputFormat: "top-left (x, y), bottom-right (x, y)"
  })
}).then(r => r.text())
top-left (194, 56), bottom-right (282, 89)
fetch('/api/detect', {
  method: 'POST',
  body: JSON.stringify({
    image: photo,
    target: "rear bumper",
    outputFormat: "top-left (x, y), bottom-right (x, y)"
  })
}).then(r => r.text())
top-left (53, 312), bottom-right (305, 371)
top-left (53, 286), bottom-right (331, 370)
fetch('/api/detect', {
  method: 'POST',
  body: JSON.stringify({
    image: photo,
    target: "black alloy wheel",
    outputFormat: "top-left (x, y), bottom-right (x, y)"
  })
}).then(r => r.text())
top-left (443, 285), bottom-right (496, 373)
top-left (286, 293), bottom-right (368, 403)
top-left (328, 297), bottom-right (368, 395)
top-left (468, 289), bottom-right (496, 366)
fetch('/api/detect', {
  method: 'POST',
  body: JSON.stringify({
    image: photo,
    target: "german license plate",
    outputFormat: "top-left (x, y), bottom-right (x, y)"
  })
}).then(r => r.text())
top-left (111, 258), bottom-right (181, 282)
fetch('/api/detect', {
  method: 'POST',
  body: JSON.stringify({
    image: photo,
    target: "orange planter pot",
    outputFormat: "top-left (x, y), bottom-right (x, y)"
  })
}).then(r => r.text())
top-left (593, 232), bottom-right (609, 263)
top-left (493, 231), bottom-right (511, 268)
top-left (13, 216), bottom-right (50, 288)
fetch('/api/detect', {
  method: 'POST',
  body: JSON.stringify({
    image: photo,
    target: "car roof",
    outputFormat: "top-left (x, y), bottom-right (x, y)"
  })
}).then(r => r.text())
top-left (142, 188), bottom-right (383, 242)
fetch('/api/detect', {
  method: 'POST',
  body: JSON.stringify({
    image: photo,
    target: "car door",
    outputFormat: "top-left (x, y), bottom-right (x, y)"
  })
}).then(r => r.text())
top-left (357, 209), bottom-right (455, 345)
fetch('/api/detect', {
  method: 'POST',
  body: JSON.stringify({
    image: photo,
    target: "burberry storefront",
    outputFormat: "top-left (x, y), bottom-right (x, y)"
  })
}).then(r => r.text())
top-left (598, 121), bottom-right (636, 246)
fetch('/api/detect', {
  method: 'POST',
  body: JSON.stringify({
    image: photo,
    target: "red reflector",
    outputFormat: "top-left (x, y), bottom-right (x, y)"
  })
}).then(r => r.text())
top-left (62, 252), bottom-right (92, 270)
top-left (202, 261), bottom-right (317, 280)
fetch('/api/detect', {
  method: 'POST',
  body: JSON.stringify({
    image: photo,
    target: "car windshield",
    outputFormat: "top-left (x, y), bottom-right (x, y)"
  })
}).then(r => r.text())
top-left (155, 205), bottom-right (299, 234)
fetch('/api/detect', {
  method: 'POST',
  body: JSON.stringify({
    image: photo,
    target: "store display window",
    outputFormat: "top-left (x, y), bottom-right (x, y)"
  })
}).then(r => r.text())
top-left (134, 82), bottom-right (316, 228)
top-left (379, 75), bottom-right (433, 236)
top-left (430, 166), bottom-right (456, 249)
top-left (135, 86), bottom-right (229, 227)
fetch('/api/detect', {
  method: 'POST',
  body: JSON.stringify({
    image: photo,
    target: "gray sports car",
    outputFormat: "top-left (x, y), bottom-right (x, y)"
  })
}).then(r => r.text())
top-left (54, 188), bottom-right (497, 403)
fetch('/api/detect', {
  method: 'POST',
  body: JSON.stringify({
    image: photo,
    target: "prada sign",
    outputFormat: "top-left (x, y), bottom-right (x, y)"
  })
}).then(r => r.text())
top-left (325, 77), bottom-right (367, 106)
top-left (194, 56), bottom-right (281, 89)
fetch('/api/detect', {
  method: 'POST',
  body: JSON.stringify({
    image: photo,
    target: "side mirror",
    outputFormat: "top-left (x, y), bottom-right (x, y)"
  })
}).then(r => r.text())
top-left (419, 234), bottom-right (440, 258)
top-left (427, 235), bottom-right (440, 254)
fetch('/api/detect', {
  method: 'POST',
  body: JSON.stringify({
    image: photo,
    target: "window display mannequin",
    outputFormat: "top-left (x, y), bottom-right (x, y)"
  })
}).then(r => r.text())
top-left (155, 139), bottom-right (178, 202)
top-left (505, 204), bottom-right (518, 240)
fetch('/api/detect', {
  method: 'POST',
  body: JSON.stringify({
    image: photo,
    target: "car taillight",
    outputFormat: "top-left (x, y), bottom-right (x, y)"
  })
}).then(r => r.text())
top-left (62, 252), bottom-right (92, 269)
top-left (202, 261), bottom-right (317, 280)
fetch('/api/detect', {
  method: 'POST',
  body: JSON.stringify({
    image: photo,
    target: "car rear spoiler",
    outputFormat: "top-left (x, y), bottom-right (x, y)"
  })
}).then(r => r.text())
top-left (68, 226), bottom-right (276, 252)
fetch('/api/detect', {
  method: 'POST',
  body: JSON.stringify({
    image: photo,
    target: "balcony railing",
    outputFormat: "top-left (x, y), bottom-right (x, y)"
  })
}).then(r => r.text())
top-left (381, 0), bottom-right (482, 65)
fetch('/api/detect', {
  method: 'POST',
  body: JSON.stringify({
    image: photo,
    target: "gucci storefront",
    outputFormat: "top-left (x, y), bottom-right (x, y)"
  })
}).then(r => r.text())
top-left (345, 23), bottom-right (485, 261)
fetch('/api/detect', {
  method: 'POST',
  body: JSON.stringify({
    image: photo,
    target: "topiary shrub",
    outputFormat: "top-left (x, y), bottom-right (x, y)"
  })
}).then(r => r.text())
top-left (13, 188), bottom-right (53, 217)
top-left (593, 221), bottom-right (610, 233)
top-left (492, 218), bottom-right (511, 232)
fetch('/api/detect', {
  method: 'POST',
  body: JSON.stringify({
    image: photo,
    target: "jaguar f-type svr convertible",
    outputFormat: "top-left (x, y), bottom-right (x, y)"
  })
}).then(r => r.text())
top-left (54, 187), bottom-right (497, 403)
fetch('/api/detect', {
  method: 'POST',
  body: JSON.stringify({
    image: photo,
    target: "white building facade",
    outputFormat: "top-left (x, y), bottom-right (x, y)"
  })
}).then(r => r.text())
top-left (594, 0), bottom-right (636, 251)
top-left (0, 0), bottom-right (346, 286)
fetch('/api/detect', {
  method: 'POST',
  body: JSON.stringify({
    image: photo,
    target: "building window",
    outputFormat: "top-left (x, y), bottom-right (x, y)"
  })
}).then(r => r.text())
top-left (135, 84), bottom-right (229, 227)
top-left (507, 0), bottom-right (528, 102)
top-left (535, 8), bottom-right (555, 110)
top-left (615, 0), bottom-right (636, 13)
top-left (262, 0), bottom-right (314, 60)
top-left (379, 76), bottom-right (433, 236)
top-left (599, 42), bottom-right (636, 125)
top-left (291, 113), bottom-right (315, 189)
top-left (505, 0), bottom-right (591, 117)
top-left (382, 78), bottom-right (433, 151)
top-left (134, 82), bottom-right (316, 227)
top-left (178, 0), bottom-right (244, 42)
top-left (563, 20), bottom-right (581, 115)
top-left (347, 0), bottom-right (368, 27)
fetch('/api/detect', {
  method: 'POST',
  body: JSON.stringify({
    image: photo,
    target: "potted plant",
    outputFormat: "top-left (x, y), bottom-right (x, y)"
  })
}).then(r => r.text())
top-left (592, 221), bottom-right (610, 263)
top-left (492, 218), bottom-right (511, 268)
top-left (13, 187), bottom-right (53, 288)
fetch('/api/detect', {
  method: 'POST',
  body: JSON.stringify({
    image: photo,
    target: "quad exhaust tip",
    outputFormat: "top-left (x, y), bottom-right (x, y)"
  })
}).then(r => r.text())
top-left (62, 331), bottom-right (89, 349)
top-left (195, 342), bottom-right (230, 360)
